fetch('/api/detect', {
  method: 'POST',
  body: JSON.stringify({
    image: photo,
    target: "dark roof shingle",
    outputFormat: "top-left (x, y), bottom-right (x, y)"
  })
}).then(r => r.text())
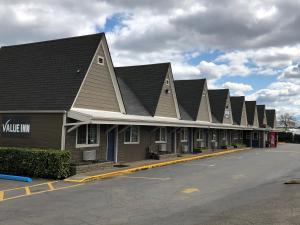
top-left (230, 96), bottom-right (245, 125)
top-left (257, 105), bottom-right (266, 127)
top-left (0, 33), bottom-right (103, 110)
top-left (174, 79), bottom-right (206, 120)
top-left (115, 63), bottom-right (170, 116)
top-left (266, 109), bottom-right (276, 128)
top-left (245, 101), bottom-right (257, 126)
top-left (208, 89), bottom-right (229, 123)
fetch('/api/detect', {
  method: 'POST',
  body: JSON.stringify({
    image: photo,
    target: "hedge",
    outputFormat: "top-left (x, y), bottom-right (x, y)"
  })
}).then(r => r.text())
top-left (0, 147), bottom-right (71, 179)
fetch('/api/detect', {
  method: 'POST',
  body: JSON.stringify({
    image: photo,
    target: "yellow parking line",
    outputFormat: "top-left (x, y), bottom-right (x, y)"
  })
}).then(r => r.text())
top-left (25, 187), bottom-right (31, 195)
top-left (1, 183), bottom-right (84, 202)
top-left (182, 188), bottom-right (199, 194)
top-left (1, 181), bottom-right (58, 192)
top-left (0, 191), bottom-right (4, 202)
top-left (48, 182), bottom-right (54, 191)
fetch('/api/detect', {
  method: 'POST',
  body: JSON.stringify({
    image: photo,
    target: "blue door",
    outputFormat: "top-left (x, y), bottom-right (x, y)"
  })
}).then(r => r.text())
top-left (107, 129), bottom-right (115, 161)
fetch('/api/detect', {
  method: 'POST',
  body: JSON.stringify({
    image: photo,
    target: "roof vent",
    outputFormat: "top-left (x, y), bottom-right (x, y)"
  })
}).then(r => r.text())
top-left (165, 89), bottom-right (171, 94)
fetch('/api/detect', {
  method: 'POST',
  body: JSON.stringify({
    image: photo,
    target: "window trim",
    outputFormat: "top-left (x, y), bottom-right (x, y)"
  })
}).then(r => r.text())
top-left (124, 126), bottom-right (140, 144)
top-left (76, 124), bottom-right (100, 148)
top-left (196, 129), bottom-right (203, 141)
top-left (97, 56), bottom-right (104, 65)
top-left (155, 127), bottom-right (167, 144)
top-left (181, 128), bottom-right (188, 143)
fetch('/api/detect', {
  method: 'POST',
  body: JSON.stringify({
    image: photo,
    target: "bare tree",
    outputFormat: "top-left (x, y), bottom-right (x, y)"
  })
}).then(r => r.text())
top-left (279, 113), bottom-right (296, 131)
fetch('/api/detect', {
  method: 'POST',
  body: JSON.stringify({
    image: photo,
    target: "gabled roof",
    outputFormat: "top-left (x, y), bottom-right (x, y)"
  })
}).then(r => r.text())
top-left (245, 101), bottom-right (257, 126)
top-left (115, 63), bottom-right (170, 116)
top-left (266, 109), bottom-right (276, 128)
top-left (174, 79), bottom-right (206, 120)
top-left (257, 105), bottom-right (266, 127)
top-left (208, 89), bottom-right (229, 123)
top-left (230, 96), bottom-right (245, 125)
top-left (0, 33), bottom-right (103, 110)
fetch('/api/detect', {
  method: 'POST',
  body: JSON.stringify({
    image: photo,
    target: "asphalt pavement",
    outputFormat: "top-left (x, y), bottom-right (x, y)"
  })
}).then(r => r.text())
top-left (0, 143), bottom-right (299, 225)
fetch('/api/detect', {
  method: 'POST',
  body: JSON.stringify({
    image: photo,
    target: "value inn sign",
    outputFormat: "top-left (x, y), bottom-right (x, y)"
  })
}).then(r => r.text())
top-left (1, 116), bottom-right (31, 137)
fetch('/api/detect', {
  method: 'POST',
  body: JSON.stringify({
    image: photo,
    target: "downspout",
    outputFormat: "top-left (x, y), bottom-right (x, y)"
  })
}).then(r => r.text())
top-left (61, 111), bottom-right (67, 150)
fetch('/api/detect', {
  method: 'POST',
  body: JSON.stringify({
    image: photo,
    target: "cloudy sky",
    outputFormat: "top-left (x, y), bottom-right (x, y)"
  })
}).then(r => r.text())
top-left (1, 0), bottom-right (300, 118)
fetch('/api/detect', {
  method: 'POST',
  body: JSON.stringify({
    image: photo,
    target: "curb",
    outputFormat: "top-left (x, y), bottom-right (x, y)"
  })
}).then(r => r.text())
top-left (65, 147), bottom-right (251, 183)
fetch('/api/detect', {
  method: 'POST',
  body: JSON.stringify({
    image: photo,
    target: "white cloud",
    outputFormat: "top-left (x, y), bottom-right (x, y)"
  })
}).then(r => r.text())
top-left (222, 82), bottom-right (253, 96)
top-left (278, 64), bottom-right (300, 80)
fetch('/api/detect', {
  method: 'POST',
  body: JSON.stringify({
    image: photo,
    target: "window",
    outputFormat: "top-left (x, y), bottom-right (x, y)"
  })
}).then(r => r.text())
top-left (253, 132), bottom-right (258, 140)
top-left (155, 127), bottom-right (167, 143)
top-left (222, 130), bottom-right (227, 140)
top-left (224, 106), bottom-right (231, 119)
top-left (97, 56), bottom-right (104, 65)
top-left (181, 128), bottom-right (188, 142)
top-left (76, 124), bottom-right (99, 148)
top-left (124, 126), bottom-right (140, 144)
top-left (202, 91), bottom-right (206, 97)
top-left (197, 129), bottom-right (203, 141)
top-left (165, 79), bottom-right (169, 86)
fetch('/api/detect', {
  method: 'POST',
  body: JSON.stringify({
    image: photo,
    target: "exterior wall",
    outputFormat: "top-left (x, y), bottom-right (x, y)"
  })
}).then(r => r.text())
top-left (65, 124), bottom-right (107, 163)
top-left (176, 128), bottom-right (190, 154)
top-left (193, 128), bottom-right (208, 149)
top-left (155, 69), bottom-right (178, 118)
top-left (73, 42), bottom-right (120, 112)
top-left (0, 113), bottom-right (63, 149)
top-left (240, 103), bottom-right (248, 126)
top-left (117, 126), bottom-right (151, 163)
top-left (223, 95), bottom-right (233, 124)
top-left (253, 108), bottom-right (259, 127)
top-left (208, 129), bottom-right (219, 149)
top-left (197, 84), bottom-right (211, 122)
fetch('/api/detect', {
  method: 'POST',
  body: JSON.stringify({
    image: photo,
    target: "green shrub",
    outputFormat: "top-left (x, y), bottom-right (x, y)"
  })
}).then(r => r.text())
top-left (0, 147), bottom-right (71, 179)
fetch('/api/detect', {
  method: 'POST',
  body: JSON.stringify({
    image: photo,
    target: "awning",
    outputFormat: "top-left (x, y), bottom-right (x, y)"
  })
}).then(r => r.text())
top-left (66, 108), bottom-right (255, 130)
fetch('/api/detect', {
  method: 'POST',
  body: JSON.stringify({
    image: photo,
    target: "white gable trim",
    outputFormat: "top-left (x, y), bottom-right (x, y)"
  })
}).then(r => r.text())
top-left (168, 66), bottom-right (181, 119)
top-left (70, 36), bottom-right (126, 114)
top-left (101, 36), bottom-right (126, 114)
top-left (197, 81), bottom-right (212, 122)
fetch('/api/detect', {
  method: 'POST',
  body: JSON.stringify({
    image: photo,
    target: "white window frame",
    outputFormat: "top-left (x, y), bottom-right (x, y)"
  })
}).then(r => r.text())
top-left (155, 127), bottom-right (167, 143)
top-left (165, 78), bottom-right (170, 86)
top-left (76, 124), bottom-right (100, 148)
top-left (97, 56), bottom-right (104, 65)
top-left (124, 126), bottom-right (140, 144)
top-left (181, 128), bottom-right (188, 142)
top-left (224, 106), bottom-right (231, 119)
top-left (196, 129), bottom-right (203, 141)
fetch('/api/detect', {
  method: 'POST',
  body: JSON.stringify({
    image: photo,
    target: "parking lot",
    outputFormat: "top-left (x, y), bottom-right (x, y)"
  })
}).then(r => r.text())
top-left (1, 143), bottom-right (300, 225)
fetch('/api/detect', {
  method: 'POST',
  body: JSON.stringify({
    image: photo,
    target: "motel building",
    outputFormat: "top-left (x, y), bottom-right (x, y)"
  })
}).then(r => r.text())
top-left (0, 33), bottom-right (278, 173)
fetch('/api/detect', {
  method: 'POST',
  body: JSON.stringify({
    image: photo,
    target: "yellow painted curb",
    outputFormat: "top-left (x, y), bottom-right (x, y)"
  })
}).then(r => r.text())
top-left (65, 148), bottom-right (251, 183)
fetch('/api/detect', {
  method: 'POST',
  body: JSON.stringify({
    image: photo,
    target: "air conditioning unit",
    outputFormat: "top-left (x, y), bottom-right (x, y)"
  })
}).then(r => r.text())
top-left (182, 144), bottom-right (189, 153)
top-left (83, 150), bottom-right (97, 161)
top-left (159, 143), bottom-right (167, 152)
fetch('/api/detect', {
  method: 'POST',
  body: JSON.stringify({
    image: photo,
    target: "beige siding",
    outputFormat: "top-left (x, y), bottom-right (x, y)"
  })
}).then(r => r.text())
top-left (197, 84), bottom-right (211, 122)
top-left (73, 42), bottom-right (120, 112)
top-left (240, 102), bottom-right (248, 126)
top-left (223, 95), bottom-right (233, 124)
top-left (253, 108), bottom-right (259, 127)
top-left (65, 124), bottom-right (107, 163)
top-left (155, 69), bottom-right (177, 118)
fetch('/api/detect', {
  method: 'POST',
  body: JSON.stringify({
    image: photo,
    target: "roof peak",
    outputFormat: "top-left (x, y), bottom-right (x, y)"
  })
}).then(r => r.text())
top-left (115, 62), bottom-right (170, 69)
top-left (1, 33), bottom-right (104, 49)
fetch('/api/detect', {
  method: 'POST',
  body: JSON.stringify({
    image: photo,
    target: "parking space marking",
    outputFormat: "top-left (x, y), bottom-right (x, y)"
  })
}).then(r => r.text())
top-left (47, 182), bottom-right (54, 191)
top-left (182, 188), bottom-right (199, 194)
top-left (0, 181), bottom-right (84, 202)
top-left (187, 163), bottom-right (216, 167)
top-left (121, 176), bottom-right (171, 181)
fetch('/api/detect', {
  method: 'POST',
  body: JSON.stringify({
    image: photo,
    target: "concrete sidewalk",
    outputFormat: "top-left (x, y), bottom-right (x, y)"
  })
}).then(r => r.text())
top-left (65, 147), bottom-right (251, 183)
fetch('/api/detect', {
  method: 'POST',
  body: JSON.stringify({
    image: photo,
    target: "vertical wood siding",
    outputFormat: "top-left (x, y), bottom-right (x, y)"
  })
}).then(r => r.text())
top-left (197, 85), bottom-right (211, 121)
top-left (73, 43), bottom-right (120, 112)
top-left (155, 70), bottom-right (178, 118)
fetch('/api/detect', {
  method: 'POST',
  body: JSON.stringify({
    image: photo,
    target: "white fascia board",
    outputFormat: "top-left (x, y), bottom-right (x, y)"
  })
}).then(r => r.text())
top-left (67, 108), bottom-right (253, 130)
